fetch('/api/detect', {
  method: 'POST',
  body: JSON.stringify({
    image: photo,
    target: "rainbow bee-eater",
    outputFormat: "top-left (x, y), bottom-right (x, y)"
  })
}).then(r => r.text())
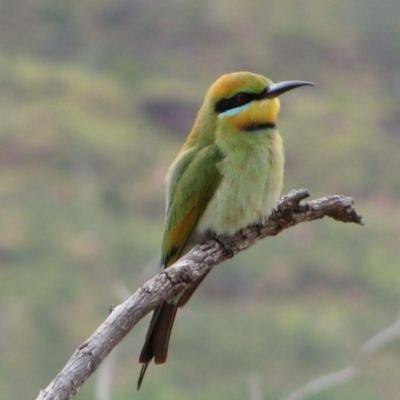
top-left (137, 71), bottom-right (314, 388)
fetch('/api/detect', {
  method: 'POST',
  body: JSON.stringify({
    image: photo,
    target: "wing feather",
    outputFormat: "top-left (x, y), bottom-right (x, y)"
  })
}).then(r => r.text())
top-left (161, 144), bottom-right (223, 268)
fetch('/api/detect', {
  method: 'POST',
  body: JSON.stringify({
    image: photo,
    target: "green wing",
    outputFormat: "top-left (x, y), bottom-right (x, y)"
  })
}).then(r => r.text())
top-left (161, 144), bottom-right (223, 268)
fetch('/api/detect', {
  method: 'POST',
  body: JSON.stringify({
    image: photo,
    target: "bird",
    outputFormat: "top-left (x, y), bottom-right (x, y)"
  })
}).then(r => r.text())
top-left (137, 71), bottom-right (314, 389)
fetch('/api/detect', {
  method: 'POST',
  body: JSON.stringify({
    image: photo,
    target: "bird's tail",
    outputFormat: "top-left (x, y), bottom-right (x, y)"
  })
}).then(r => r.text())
top-left (137, 301), bottom-right (178, 389)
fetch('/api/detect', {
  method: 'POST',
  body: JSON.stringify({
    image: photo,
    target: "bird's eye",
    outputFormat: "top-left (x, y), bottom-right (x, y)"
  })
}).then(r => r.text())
top-left (235, 93), bottom-right (249, 103)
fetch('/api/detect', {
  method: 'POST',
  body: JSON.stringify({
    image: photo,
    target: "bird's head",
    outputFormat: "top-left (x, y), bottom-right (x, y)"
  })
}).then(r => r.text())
top-left (184, 72), bottom-right (314, 149)
top-left (209, 71), bottom-right (314, 132)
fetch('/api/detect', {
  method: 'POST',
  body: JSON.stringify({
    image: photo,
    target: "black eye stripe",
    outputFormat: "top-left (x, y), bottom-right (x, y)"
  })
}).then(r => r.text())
top-left (215, 87), bottom-right (268, 113)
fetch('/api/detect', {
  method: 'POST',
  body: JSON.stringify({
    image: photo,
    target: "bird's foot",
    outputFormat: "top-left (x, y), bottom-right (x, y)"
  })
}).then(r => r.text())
top-left (209, 232), bottom-right (234, 258)
top-left (254, 222), bottom-right (264, 237)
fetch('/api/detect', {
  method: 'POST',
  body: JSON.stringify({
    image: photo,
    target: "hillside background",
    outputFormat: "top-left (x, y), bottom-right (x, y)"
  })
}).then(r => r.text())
top-left (1, 0), bottom-right (400, 399)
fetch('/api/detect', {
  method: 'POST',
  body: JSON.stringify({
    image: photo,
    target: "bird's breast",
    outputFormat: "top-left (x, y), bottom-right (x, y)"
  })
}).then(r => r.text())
top-left (196, 130), bottom-right (284, 236)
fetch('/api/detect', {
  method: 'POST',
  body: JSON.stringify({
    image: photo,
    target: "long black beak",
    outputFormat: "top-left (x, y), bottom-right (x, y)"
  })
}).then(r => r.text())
top-left (266, 80), bottom-right (315, 98)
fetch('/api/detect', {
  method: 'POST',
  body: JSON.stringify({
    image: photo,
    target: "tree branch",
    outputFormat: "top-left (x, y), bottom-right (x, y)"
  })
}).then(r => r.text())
top-left (284, 314), bottom-right (400, 400)
top-left (36, 189), bottom-right (363, 400)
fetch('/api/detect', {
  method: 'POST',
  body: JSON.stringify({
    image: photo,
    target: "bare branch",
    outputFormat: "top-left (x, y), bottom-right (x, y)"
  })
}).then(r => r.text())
top-left (284, 315), bottom-right (400, 400)
top-left (36, 190), bottom-right (363, 400)
top-left (94, 347), bottom-right (117, 400)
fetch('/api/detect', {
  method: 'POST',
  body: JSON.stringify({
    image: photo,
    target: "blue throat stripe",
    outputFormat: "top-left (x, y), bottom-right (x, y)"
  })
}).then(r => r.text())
top-left (218, 102), bottom-right (252, 118)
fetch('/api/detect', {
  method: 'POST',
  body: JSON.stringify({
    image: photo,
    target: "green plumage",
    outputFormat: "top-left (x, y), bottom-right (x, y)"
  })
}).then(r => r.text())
top-left (162, 144), bottom-right (224, 267)
top-left (137, 72), bottom-right (314, 389)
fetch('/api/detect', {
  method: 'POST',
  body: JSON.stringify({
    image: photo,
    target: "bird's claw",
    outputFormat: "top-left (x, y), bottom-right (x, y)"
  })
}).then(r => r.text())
top-left (210, 233), bottom-right (234, 258)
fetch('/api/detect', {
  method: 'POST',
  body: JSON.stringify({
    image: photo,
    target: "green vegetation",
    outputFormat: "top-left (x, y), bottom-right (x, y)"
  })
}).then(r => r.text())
top-left (1, 1), bottom-right (400, 399)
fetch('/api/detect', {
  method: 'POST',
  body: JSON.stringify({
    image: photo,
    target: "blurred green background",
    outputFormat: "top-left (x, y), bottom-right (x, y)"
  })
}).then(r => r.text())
top-left (1, 0), bottom-right (400, 399)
